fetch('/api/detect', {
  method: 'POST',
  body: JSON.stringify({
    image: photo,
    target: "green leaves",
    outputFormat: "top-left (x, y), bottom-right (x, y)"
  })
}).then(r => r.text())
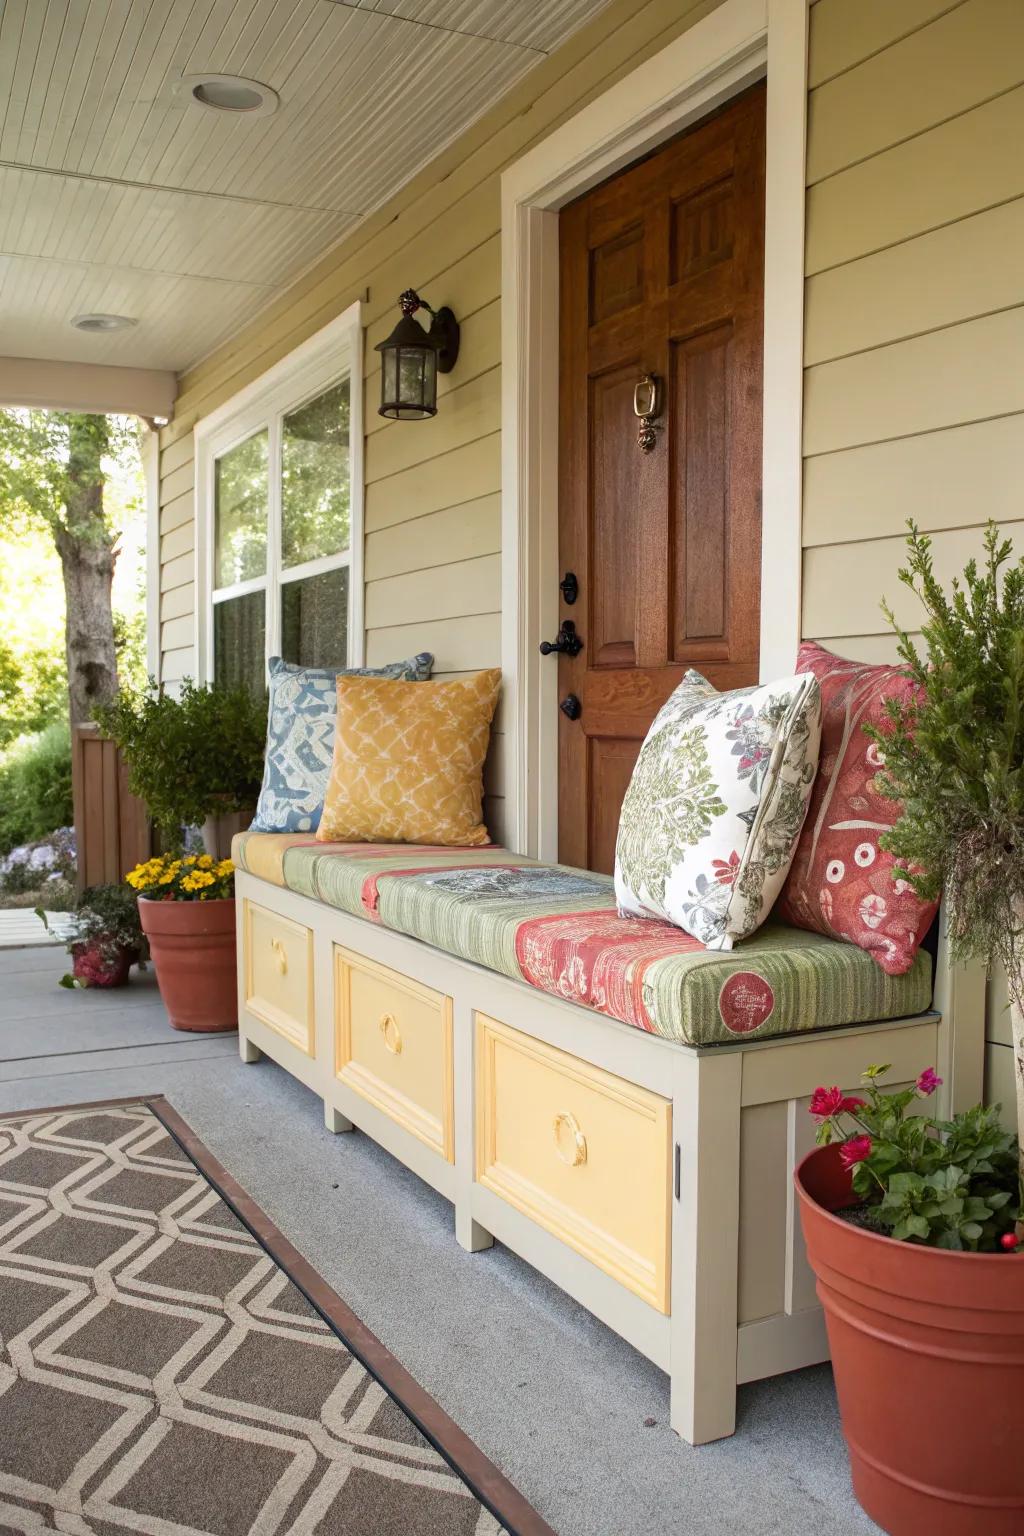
top-left (94, 678), bottom-right (267, 843)
top-left (867, 522), bottom-right (1024, 960)
top-left (815, 1064), bottom-right (1020, 1252)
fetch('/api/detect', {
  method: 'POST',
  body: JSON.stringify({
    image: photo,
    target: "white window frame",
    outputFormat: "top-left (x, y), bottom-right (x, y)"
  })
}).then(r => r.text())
top-left (194, 302), bottom-right (364, 684)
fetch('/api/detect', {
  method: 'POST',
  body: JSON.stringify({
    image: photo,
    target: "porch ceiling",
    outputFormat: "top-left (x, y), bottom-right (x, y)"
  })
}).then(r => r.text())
top-left (0, 0), bottom-right (614, 377)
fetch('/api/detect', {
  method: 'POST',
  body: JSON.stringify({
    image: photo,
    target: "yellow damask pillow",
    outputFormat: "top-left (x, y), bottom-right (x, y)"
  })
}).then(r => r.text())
top-left (317, 669), bottom-right (502, 846)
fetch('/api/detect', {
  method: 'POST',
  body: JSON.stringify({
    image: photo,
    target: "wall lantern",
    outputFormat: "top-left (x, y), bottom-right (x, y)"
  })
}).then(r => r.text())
top-left (376, 289), bottom-right (460, 420)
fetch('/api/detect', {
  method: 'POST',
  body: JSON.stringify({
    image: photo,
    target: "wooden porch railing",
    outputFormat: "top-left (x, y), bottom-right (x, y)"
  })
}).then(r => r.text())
top-left (71, 723), bottom-right (152, 891)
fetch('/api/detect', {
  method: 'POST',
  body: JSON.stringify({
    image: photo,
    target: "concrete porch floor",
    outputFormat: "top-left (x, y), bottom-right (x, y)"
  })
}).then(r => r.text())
top-left (0, 946), bottom-right (881, 1536)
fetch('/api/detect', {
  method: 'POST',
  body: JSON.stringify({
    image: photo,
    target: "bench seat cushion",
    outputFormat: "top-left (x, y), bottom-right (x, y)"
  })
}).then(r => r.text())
top-left (233, 833), bottom-right (932, 1048)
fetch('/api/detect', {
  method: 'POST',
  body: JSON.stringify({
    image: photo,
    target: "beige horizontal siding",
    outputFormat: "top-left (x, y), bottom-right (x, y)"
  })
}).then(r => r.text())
top-left (806, 0), bottom-right (1024, 184)
top-left (802, 521), bottom-right (1024, 639)
top-left (161, 552), bottom-right (193, 593)
top-left (161, 645), bottom-right (194, 684)
top-left (804, 197), bottom-right (1024, 364)
top-left (807, 0), bottom-right (964, 89)
top-left (365, 434), bottom-right (501, 534)
top-left (803, 308), bottom-right (1024, 456)
top-left (160, 522), bottom-right (194, 565)
top-left (160, 489), bottom-right (194, 536)
top-left (806, 86), bottom-right (1024, 274)
top-left (798, 633), bottom-right (905, 667)
top-left (160, 614), bottom-right (194, 652)
top-left (159, 432), bottom-right (194, 480)
top-left (365, 554), bottom-right (501, 630)
top-left (158, 460), bottom-right (193, 505)
top-left (365, 496), bottom-right (500, 582)
top-left (364, 613), bottom-right (500, 673)
top-left (802, 415), bottom-right (1024, 548)
top-left (160, 583), bottom-right (194, 622)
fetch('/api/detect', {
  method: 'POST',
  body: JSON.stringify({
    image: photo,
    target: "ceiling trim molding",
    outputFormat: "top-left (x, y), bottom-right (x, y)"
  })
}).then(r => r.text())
top-left (0, 356), bottom-right (176, 420)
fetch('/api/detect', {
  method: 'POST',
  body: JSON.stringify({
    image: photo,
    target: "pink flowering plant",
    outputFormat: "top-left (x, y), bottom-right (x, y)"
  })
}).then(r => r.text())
top-left (810, 1063), bottom-right (1020, 1253)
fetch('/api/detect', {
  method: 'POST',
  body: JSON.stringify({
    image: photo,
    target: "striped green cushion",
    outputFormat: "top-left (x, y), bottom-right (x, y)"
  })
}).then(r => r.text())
top-left (233, 833), bottom-right (933, 1047)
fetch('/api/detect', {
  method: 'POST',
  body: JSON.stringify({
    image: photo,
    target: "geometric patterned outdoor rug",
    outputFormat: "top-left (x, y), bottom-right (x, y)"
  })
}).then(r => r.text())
top-left (0, 1097), bottom-right (553, 1536)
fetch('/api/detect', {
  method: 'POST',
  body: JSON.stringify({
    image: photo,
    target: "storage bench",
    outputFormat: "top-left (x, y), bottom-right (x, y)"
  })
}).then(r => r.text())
top-left (233, 832), bottom-right (983, 1444)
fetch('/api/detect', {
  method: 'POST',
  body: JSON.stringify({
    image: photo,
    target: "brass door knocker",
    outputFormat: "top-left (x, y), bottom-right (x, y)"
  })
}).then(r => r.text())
top-left (633, 372), bottom-right (661, 453)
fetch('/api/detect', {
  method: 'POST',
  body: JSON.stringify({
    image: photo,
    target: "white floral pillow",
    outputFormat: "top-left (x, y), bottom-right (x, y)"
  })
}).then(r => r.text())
top-left (614, 670), bottom-right (822, 949)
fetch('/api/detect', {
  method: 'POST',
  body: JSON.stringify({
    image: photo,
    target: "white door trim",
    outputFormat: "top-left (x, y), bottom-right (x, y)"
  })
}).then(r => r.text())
top-left (500, 0), bottom-right (809, 860)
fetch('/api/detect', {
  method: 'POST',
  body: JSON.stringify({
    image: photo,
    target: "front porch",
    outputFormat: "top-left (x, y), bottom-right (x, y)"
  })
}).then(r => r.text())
top-left (0, 942), bottom-right (878, 1536)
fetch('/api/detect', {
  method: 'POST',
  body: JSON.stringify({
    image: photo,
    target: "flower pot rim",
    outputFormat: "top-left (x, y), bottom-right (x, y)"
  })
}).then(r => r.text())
top-left (137, 894), bottom-right (235, 905)
top-left (795, 1144), bottom-right (1020, 1268)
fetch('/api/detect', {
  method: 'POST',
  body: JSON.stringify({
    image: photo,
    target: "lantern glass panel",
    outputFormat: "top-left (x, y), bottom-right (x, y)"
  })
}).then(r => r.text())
top-left (382, 348), bottom-right (398, 405)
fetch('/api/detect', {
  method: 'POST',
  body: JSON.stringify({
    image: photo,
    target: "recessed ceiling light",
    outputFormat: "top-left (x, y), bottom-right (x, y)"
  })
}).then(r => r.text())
top-left (71, 313), bottom-right (138, 333)
top-left (175, 73), bottom-right (279, 117)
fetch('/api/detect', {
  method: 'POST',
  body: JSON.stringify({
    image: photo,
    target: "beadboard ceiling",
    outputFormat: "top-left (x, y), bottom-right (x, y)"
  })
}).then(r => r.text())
top-left (0, 0), bottom-right (613, 374)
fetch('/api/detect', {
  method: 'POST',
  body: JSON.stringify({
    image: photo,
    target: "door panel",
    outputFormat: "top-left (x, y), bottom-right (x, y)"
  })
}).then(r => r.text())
top-left (557, 83), bottom-right (766, 873)
top-left (672, 326), bottom-right (730, 654)
top-left (590, 365), bottom-right (642, 667)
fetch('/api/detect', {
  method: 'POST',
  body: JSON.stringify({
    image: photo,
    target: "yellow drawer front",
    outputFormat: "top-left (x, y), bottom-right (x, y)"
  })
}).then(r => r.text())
top-left (334, 948), bottom-right (454, 1162)
top-left (244, 902), bottom-right (314, 1056)
top-left (476, 1015), bottom-right (672, 1312)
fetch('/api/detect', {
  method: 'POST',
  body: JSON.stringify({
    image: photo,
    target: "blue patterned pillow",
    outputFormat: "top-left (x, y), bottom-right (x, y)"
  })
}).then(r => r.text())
top-left (252, 653), bottom-right (433, 833)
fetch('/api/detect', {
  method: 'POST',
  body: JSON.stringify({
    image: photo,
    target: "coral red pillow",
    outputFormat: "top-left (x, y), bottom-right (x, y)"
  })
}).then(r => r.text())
top-left (776, 642), bottom-right (938, 975)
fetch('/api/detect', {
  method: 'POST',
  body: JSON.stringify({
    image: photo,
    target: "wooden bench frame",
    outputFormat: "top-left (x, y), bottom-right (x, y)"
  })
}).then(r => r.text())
top-left (235, 868), bottom-right (985, 1444)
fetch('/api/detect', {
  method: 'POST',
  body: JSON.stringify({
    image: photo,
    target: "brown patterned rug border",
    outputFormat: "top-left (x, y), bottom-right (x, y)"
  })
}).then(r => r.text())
top-left (0, 1093), bottom-right (555, 1536)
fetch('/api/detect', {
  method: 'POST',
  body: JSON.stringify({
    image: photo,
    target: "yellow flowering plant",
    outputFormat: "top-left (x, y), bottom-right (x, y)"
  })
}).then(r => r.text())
top-left (126, 853), bottom-right (234, 902)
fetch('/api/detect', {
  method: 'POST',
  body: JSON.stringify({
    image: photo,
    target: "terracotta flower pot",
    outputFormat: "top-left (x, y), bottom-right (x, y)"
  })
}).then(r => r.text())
top-left (71, 940), bottom-right (133, 988)
top-left (138, 896), bottom-right (237, 1033)
top-left (796, 1143), bottom-right (1024, 1535)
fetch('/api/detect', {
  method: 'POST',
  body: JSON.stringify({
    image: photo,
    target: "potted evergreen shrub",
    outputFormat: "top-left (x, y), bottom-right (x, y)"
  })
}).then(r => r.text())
top-left (126, 853), bottom-right (237, 1031)
top-left (795, 523), bottom-right (1024, 1536)
top-left (95, 678), bottom-right (265, 854)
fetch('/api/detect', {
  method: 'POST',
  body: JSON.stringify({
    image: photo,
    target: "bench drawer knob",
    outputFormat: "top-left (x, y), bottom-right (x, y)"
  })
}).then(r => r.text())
top-left (271, 938), bottom-right (287, 976)
top-left (553, 1111), bottom-right (587, 1168)
top-left (379, 1012), bottom-right (403, 1055)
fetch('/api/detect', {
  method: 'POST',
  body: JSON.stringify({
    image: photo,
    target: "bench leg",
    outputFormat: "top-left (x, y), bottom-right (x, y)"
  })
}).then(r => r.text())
top-left (453, 1000), bottom-right (493, 1253)
top-left (325, 1103), bottom-right (354, 1134)
top-left (670, 1049), bottom-right (742, 1445)
top-left (456, 1211), bottom-right (494, 1253)
top-left (239, 1034), bottom-right (261, 1064)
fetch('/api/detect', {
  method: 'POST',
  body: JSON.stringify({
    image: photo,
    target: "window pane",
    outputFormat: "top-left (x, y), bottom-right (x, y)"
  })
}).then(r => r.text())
top-left (214, 591), bottom-right (266, 695)
top-left (215, 429), bottom-right (268, 587)
top-left (281, 566), bottom-right (349, 669)
top-left (281, 378), bottom-right (350, 568)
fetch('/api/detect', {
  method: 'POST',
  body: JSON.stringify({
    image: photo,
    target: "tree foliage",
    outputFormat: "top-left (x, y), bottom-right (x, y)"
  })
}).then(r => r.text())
top-left (0, 409), bottom-right (141, 727)
top-left (0, 722), bottom-right (74, 852)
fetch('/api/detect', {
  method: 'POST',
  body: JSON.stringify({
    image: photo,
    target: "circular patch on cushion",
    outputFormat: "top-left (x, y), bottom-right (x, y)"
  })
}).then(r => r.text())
top-left (718, 972), bottom-right (775, 1035)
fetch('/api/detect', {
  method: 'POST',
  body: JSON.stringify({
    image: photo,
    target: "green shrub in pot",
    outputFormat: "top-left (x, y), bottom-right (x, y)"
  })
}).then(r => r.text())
top-left (867, 521), bottom-right (1024, 1204)
top-left (95, 678), bottom-right (265, 849)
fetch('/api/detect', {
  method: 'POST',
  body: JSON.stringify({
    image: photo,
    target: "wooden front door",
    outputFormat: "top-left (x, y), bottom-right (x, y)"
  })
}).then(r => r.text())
top-left (556, 83), bottom-right (766, 874)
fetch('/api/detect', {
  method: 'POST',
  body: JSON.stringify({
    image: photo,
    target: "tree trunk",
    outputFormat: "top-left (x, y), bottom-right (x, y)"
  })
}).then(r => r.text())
top-left (55, 414), bottom-right (119, 726)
